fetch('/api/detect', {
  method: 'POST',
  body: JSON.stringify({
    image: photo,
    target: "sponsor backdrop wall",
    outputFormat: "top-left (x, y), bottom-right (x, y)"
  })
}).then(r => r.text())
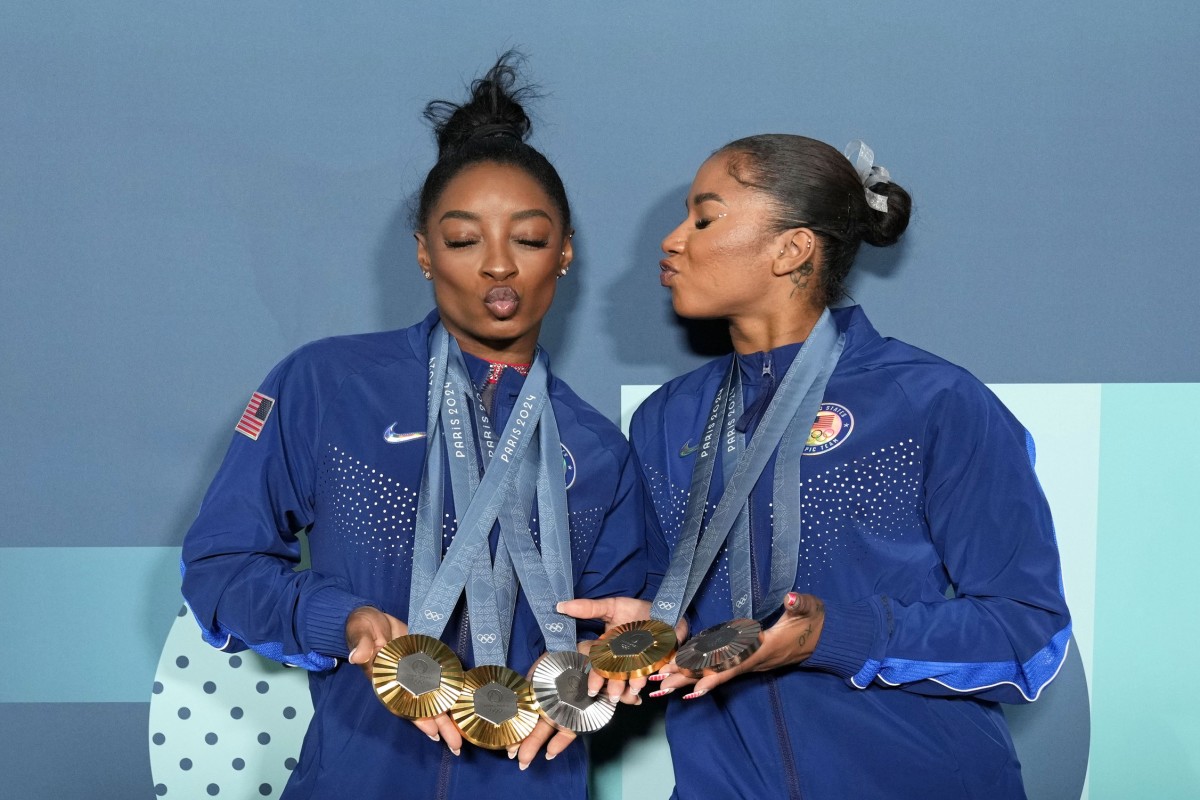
top-left (2, 2), bottom-right (1197, 798)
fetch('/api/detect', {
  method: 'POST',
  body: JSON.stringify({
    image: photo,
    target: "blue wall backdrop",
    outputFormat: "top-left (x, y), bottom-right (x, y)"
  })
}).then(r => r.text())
top-left (2, 2), bottom-right (1198, 797)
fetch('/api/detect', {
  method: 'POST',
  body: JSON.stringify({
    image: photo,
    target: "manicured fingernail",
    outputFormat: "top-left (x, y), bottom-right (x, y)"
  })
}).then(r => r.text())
top-left (347, 647), bottom-right (358, 662)
top-left (649, 687), bottom-right (674, 698)
top-left (545, 752), bottom-right (556, 761)
top-left (608, 694), bottom-right (621, 703)
top-left (785, 592), bottom-right (799, 608)
top-left (519, 761), bottom-right (529, 771)
top-left (587, 687), bottom-right (598, 697)
top-left (647, 673), bottom-right (666, 682)
top-left (507, 747), bottom-right (518, 760)
top-left (450, 747), bottom-right (460, 757)
top-left (555, 602), bottom-right (565, 613)
top-left (428, 734), bottom-right (440, 742)
top-left (682, 689), bottom-right (706, 700)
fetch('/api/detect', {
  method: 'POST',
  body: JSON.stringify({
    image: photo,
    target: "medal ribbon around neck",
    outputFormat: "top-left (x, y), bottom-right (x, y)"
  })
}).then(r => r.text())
top-left (651, 308), bottom-right (844, 625)
top-left (408, 324), bottom-right (551, 667)
top-left (496, 412), bottom-right (577, 655)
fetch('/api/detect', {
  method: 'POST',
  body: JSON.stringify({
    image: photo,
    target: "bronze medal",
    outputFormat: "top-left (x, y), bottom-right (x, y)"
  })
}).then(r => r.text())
top-left (531, 651), bottom-right (616, 733)
top-left (587, 618), bottom-right (678, 680)
top-left (371, 634), bottom-right (466, 720)
top-left (451, 665), bottom-right (541, 749)
top-left (674, 618), bottom-right (762, 678)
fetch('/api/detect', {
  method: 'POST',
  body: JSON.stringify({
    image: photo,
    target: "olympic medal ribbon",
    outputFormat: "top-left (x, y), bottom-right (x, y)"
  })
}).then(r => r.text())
top-left (587, 365), bottom-right (737, 680)
top-left (407, 326), bottom-right (549, 650)
top-left (494, 416), bottom-right (577, 654)
top-left (676, 309), bottom-right (843, 621)
top-left (497, 407), bottom-right (619, 733)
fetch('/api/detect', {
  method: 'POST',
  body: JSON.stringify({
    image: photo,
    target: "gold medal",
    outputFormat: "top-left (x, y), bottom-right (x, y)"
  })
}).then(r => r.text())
top-left (531, 651), bottom-right (616, 733)
top-left (371, 634), bottom-right (465, 720)
top-left (451, 665), bottom-right (541, 749)
top-left (588, 618), bottom-right (677, 680)
top-left (673, 619), bottom-right (763, 678)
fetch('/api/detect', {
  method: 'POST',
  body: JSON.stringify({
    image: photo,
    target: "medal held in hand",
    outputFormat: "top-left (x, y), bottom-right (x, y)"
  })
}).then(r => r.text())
top-left (673, 618), bottom-right (763, 678)
top-left (371, 634), bottom-right (465, 719)
top-left (588, 619), bottom-right (678, 680)
top-left (531, 650), bottom-right (616, 733)
top-left (451, 665), bottom-right (541, 749)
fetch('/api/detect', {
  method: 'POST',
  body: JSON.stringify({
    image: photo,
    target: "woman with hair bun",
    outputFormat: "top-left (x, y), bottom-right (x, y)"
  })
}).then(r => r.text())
top-left (181, 53), bottom-right (646, 799)
top-left (562, 135), bottom-right (1072, 798)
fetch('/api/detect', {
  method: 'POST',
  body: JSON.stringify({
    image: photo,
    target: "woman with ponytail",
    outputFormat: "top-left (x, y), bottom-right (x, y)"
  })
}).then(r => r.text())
top-left (181, 54), bottom-right (647, 799)
top-left (562, 135), bottom-right (1071, 798)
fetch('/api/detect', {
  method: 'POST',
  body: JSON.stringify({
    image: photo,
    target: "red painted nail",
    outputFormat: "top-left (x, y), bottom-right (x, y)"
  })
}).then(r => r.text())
top-left (647, 673), bottom-right (667, 682)
top-left (649, 687), bottom-right (675, 698)
top-left (785, 592), bottom-right (799, 608)
top-left (682, 689), bottom-right (706, 700)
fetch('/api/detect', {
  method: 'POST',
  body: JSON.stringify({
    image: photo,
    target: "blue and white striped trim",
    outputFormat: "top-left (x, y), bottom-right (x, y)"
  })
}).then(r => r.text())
top-left (852, 624), bottom-right (1072, 701)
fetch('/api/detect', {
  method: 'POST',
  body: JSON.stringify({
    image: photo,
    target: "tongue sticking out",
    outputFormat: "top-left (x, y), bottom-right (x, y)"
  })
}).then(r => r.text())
top-left (484, 287), bottom-right (520, 319)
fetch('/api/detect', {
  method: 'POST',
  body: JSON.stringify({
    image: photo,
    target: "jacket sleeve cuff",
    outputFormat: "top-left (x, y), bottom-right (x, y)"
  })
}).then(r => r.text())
top-left (803, 598), bottom-right (880, 680)
top-left (301, 586), bottom-right (376, 658)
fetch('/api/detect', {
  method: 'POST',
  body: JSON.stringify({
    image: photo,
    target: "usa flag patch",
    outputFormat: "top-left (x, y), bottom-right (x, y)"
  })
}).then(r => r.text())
top-left (236, 391), bottom-right (275, 440)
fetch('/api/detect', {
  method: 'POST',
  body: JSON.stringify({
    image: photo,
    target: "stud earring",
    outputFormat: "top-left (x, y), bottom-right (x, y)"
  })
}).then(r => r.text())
top-left (558, 268), bottom-right (568, 277)
top-left (422, 270), bottom-right (432, 280)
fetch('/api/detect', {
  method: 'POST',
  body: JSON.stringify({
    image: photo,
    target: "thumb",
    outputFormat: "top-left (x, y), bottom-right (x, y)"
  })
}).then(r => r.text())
top-left (556, 597), bottom-right (613, 623)
top-left (782, 592), bottom-right (822, 618)
top-left (346, 625), bottom-right (386, 664)
top-left (346, 637), bottom-right (374, 665)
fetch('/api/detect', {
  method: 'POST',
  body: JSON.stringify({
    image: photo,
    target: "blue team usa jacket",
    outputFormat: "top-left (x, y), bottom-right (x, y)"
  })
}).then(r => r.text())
top-left (182, 310), bottom-right (647, 800)
top-left (632, 306), bottom-right (1071, 800)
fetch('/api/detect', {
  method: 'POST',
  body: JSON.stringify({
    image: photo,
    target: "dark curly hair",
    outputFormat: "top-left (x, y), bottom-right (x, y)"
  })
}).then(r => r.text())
top-left (416, 51), bottom-right (570, 234)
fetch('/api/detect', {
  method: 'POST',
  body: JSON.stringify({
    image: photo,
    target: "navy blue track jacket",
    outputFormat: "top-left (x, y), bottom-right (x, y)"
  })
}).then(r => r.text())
top-left (182, 310), bottom-right (647, 800)
top-left (632, 306), bottom-right (1071, 800)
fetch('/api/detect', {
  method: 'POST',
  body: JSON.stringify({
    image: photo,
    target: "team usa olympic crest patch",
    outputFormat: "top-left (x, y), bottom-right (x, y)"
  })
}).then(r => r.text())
top-left (803, 403), bottom-right (853, 455)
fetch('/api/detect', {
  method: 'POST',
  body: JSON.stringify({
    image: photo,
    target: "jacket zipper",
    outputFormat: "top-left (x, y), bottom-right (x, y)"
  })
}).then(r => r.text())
top-left (747, 366), bottom-right (804, 800)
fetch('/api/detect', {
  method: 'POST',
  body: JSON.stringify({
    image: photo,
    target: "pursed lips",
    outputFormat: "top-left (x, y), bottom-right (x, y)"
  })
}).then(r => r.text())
top-left (659, 259), bottom-right (678, 286)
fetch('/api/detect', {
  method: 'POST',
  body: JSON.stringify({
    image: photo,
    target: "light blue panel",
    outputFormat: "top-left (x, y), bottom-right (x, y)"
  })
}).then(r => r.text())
top-left (1091, 384), bottom-right (1200, 798)
top-left (0, 547), bottom-right (182, 702)
top-left (991, 384), bottom-right (1100, 681)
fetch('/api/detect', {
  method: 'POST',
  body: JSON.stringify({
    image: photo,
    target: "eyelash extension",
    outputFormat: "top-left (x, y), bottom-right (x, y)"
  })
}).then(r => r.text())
top-left (444, 239), bottom-right (477, 249)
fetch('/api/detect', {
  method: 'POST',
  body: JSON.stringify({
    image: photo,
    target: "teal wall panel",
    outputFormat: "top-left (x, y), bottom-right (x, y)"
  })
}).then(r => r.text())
top-left (1091, 384), bottom-right (1200, 798)
top-left (0, 547), bottom-right (182, 702)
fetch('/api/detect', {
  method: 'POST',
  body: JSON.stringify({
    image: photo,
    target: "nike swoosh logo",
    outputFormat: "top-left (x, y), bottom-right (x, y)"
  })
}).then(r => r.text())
top-left (679, 440), bottom-right (699, 457)
top-left (383, 423), bottom-right (426, 444)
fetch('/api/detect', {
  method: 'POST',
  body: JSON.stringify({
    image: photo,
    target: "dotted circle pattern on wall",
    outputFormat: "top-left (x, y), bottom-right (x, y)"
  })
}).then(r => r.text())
top-left (148, 605), bottom-right (314, 797)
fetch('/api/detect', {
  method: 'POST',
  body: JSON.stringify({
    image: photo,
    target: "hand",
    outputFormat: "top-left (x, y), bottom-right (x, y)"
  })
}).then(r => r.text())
top-left (507, 709), bottom-right (578, 770)
top-left (344, 606), bottom-right (463, 756)
top-left (556, 597), bottom-right (687, 705)
top-left (649, 593), bottom-right (825, 700)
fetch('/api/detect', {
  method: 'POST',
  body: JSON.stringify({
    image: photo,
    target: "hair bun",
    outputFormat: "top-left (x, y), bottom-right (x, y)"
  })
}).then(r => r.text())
top-left (424, 51), bottom-right (536, 160)
top-left (860, 180), bottom-right (912, 248)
